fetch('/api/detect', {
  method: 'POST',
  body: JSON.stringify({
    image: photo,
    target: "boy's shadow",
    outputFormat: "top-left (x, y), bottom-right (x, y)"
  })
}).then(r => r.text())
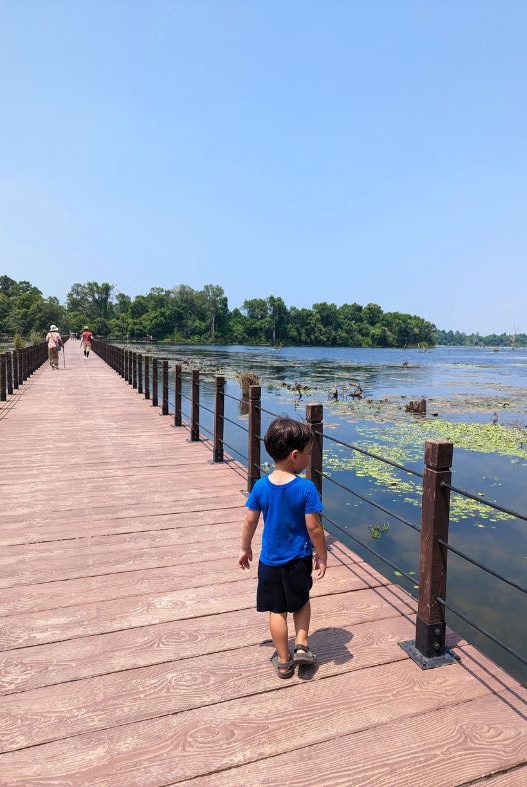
top-left (259, 626), bottom-right (354, 681)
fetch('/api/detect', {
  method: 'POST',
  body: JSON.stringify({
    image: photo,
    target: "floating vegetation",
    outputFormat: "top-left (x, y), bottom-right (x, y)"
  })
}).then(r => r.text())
top-left (369, 523), bottom-right (390, 540)
top-left (323, 415), bottom-right (521, 525)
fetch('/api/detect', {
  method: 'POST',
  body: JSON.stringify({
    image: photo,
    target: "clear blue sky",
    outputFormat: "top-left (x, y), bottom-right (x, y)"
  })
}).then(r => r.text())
top-left (1, 1), bottom-right (526, 334)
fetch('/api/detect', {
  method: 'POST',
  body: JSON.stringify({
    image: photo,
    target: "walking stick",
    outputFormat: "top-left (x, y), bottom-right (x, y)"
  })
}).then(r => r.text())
top-left (63, 346), bottom-right (66, 369)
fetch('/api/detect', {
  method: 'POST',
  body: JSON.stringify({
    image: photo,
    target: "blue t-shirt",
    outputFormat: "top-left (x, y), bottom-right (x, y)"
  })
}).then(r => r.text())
top-left (246, 475), bottom-right (323, 566)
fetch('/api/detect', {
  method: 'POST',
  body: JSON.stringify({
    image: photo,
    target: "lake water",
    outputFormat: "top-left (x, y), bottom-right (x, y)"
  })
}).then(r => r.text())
top-left (118, 342), bottom-right (527, 685)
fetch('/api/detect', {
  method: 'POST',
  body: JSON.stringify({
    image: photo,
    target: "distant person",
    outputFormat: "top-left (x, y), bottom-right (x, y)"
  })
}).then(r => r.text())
top-left (46, 324), bottom-right (62, 370)
top-left (80, 325), bottom-right (93, 358)
top-left (238, 417), bottom-right (327, 678)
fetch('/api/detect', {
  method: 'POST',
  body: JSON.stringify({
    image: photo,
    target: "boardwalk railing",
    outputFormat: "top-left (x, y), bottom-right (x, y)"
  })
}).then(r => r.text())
top-left (0, 340), bottom-right (54, 402)
top-left (91, 340), bottom-right (527, 673)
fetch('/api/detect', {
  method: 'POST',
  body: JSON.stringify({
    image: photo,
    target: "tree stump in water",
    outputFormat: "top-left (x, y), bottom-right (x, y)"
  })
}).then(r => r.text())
top-left (405, 398), bottom-right (427, 414)
top-left (238, 372), bottom-right (260, 398)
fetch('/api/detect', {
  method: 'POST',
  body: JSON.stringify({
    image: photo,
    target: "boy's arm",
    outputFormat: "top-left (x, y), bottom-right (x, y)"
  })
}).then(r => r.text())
top-left (305, 512), bottom-right (327, 578)
top-left (238, 509), bottom-right (260, 569)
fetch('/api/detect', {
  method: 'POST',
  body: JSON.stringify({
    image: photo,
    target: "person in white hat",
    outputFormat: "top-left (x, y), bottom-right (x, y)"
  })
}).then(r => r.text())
top-left (46, 324), bottom-right (62, 369)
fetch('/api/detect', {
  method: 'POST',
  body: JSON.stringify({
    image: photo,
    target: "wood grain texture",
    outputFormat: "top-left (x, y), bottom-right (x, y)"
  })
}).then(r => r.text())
top-left (0, 616), bottom-right (415, 753)
top-left (0, 658), bottom-right (493, 783)
top-left (184, 695), bottom-right (527, 787)
top-left (0, 586), bottom-right (414, 695)
top-left (0, 564), bottom-right (391, 651)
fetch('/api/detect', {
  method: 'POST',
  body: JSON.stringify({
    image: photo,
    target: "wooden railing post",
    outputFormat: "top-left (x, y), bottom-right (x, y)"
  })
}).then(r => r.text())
top-left (17, 349), bottom-right (23, 386)
top-left (124, 350), bottom-right (128, 382)
top-left (248, 384), bottom-right (261, 491)
top-left (306, 403), bottom-right (323, 497)
top-left (22, 347), bottom-right (28, 381)
top-left (190, 370), bottom-right (200, 441)
top-left (162, 360), bottom-right (169, 415)
top-left (400, 440), bottom-right (456, 669)
top-left (213, 376), bottom-right (225, 462)
top-left (12, 351), bottom-right (18, 390)
top-left (152, 357), bottom-right (158, 407)
top-left (6, 352), bottom-right (13, 395)
top-left (0, 354), bottom-right (6, 401)
top-left (132, 352), bottom-right (138, 389)
top-left (174, 364), bottom-right (182, 426)
top-left (144, 355), bottom-right (150, 400)
top-left (137, 354), bottom-right (143, 394)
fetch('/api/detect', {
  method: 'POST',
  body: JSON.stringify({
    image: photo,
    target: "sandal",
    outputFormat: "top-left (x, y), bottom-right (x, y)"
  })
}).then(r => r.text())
top-left (270, 651), bottom-right (295, 679)
top-left (293, 644), bottom-right (317, 665)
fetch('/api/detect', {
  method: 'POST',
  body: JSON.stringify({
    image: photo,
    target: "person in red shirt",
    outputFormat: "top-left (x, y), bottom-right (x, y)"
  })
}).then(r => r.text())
top-left (81, 326), bottom-right (93, 358)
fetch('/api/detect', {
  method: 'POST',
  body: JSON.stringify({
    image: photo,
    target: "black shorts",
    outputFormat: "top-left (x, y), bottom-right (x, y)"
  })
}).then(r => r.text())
top-left (257, 555), bottom-right (313, 613)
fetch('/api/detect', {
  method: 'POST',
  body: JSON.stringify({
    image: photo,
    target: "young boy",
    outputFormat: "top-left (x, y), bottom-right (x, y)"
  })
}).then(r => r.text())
top-left (239, 417), bottom-right (327, 678)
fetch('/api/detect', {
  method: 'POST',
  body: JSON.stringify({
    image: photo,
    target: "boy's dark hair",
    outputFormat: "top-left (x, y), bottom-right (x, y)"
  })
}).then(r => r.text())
top-left (264, 417), bottom-right (314, 461)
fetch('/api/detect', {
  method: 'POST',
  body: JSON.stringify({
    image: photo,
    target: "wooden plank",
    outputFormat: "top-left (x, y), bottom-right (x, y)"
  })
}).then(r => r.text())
top-left (0, 585), bottom-right (415, 695)
top-left (0, 616), bottom-right (415, 754)
top-left (0, 658), bottom-right (492, 783)
top-left (471, 767), bottom-right (527, 786)
top-left (0, 546), bottom-right (361, 618)
top-left (0, 562), bottom-right (388, 650)
top-left (183, 694), bottom-right (527, 787)
top-left (0, 507), bottom-right (246, 546)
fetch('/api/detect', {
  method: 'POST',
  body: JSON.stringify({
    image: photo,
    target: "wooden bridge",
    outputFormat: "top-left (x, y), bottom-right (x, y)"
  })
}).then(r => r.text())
top-left (0, 340), bottom-right (525, 785)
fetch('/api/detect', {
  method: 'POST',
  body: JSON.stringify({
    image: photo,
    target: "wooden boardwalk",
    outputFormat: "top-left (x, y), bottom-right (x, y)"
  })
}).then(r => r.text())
top-left (0, 341), bottom-right (526, 786)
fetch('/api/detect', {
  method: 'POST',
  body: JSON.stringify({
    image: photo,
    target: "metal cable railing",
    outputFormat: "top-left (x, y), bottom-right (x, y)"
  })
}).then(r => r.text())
top-left (437, 597), bottom-right (527, 668)
top-left (438, 539), bottom-right (527, 595)
top-left (220, 414), bottom-right (249, 433)
top-left (223, 392), bottom-right (244, 403)
top-left (316, 469), bottom-right (421, 533)
top-left (322, 512), bottom-right (419, 587)
top-left (199, 423), bottom-right (215, 439)
top-left (315, 430), bottom-right (424, 478)
top-left (255, 403), bottom-right (287, 419)
top-left (442, 481), bottom-right (527, 523)
top-left (219, 438), bottom-right (249, 463)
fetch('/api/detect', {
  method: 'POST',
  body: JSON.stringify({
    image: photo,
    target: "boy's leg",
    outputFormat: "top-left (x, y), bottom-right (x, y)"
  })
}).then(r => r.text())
top-left (269, 612), bottom-right (290, 662)
top-left (293, 600), bottom-right (311, 647)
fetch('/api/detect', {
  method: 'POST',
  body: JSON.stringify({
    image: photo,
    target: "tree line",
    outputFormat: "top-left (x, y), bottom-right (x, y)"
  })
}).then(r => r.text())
top-left (1, 275), bottom-right (523, 348)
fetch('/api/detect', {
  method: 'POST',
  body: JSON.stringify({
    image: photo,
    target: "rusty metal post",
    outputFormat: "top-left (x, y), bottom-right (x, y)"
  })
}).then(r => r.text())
top-left (12, 351), bottom-right (19, 390)
top-left (248, 385), bottom-right (261, 491)
top-left (132, 352), bottom-right (138, 389)
top-left (400, 440), bottom-right (456, 669)
top-left (190, 369), bottom-right (200, 441)
top-left (162, 360), bottom-right (169, 415)
top-left (306, 403), bottom-right (324, 497)
top-left (0, 354), bottom-right (6, 401)
top-left (6, 352), bottom-right (13, 395)
top-left (213, 376), bottom-right (225, 462)
top-left (152, 357), bottom-right (158, 407)
top-left (174, 364), bottom-right (182, 426)
top-left (144, 355), bottom-right (150, 400)
top-left (137, 353), bottom-right (143, 394)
